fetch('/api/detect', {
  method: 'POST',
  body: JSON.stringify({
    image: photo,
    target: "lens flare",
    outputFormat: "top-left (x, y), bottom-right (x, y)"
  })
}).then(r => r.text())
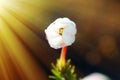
top-left (0, 0), bottom-right (6, 7)
top-left (0, 0), bottom-right (5, 13)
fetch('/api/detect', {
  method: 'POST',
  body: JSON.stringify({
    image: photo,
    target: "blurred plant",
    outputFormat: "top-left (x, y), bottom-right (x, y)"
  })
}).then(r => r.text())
top-left (82, 73), bottom-right (111, 80)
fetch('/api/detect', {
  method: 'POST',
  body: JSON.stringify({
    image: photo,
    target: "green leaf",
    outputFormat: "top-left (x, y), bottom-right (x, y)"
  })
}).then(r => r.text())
top-left (49, 59), bottom-right (77, 80)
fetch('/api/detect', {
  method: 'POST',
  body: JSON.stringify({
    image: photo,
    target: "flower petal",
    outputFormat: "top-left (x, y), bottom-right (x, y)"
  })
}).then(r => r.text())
top-left (45, 17), bottom-right (77, 49)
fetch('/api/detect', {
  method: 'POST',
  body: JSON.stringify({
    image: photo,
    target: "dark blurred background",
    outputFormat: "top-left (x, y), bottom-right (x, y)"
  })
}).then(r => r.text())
top-left (40, 0), bottom-right (120, 80)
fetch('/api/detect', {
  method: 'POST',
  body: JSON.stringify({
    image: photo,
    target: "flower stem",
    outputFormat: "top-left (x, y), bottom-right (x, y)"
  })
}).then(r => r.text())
top-left (60, 46), bottom-right (67, 67)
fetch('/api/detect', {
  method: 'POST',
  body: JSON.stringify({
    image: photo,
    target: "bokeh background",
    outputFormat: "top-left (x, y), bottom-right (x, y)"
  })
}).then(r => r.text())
top-left (0, 0), bottom-right (120, 80)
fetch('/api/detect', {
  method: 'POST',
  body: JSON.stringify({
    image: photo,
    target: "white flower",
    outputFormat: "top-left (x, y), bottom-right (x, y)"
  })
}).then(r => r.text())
top-left (82, 73), bottom-right (111, 80)
top-left (45, 17), bottom-right (77, 49)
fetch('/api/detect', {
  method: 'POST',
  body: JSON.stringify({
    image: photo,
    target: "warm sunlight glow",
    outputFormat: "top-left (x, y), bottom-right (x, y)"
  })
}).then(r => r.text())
top-left (0, 0), bottom-right (5, 7)
top-left (0, 0), bottom-right (5, 12)
top-left (0, 0), bottom-right (48, 79)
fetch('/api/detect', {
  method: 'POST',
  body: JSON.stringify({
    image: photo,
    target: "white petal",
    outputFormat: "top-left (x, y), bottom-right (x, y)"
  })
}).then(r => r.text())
top-left (48, 36), bottom-right (65, 49)
top-left (62, 33), bottom-right (75, 46)
top-left (45, 17), bottom-right (77, 49)
top-left (45, 31), bottom-right (55, 40)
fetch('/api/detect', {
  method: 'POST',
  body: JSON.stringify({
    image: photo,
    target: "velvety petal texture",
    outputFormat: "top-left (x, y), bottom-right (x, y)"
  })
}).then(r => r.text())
top-left (45, 17), bottom-right (77, 49)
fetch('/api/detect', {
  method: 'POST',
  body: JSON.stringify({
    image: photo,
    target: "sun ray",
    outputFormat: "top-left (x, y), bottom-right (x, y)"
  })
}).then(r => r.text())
top-left (0, 0), bottom-right (49, 80)
top-left (0, 6), bottom-right (56, 70)
top-left (0, 16), bottom-right (48, 79)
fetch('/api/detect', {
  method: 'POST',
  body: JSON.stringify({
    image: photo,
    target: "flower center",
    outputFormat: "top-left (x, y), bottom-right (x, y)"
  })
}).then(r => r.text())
top-left (59, 28), bottom-right (64, 35)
